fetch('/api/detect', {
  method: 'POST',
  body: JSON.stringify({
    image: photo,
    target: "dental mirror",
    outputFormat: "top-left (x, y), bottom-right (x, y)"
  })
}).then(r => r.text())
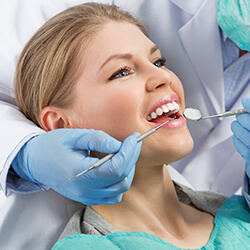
top-left (183, 108), bottom-right (202, 121)
top-left (183, 108), bottom-right (247, 122)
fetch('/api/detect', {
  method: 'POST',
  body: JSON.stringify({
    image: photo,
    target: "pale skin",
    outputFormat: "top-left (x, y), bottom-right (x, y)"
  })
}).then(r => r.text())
top-left (40, 21), bottom-right (214, 248)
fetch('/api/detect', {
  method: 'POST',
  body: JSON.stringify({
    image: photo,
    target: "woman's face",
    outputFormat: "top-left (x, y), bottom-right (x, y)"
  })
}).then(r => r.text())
top-left (67, 21), bottom-right (193, 167)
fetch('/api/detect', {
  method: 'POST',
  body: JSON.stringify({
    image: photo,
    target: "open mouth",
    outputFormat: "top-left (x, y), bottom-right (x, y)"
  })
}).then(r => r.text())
top-left (146, 101), bottom-right (181, 123)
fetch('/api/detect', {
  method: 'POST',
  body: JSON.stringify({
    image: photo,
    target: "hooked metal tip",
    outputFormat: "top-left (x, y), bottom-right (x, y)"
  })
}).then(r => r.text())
top-left (68, 167), bottom-right (92, 181)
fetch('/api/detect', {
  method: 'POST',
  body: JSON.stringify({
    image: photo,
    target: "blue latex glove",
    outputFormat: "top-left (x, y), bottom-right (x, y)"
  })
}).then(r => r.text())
top-left (231, 98), bottom-right (250, 182)
top-left (12, 129), bottom-right (142, 205)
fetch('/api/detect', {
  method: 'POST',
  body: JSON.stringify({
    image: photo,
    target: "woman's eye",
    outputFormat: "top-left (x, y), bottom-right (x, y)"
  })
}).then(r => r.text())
top-left (154, 57), bottom-right (166, 67)
top-left (109, 67), bottom-right (133, 80)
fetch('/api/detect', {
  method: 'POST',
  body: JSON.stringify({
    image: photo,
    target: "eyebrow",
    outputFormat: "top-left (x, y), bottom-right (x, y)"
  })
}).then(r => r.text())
top-left (150, 45), bottom-right (160, 55)
top-left (98, 45), bottom-right (160, 72)
top-left (99, 53), bottom-right (133, 72)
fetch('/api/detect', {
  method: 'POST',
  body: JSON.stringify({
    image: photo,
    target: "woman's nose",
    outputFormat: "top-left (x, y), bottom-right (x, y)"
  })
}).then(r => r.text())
top-left (145, 67), bottom-right (172, 92)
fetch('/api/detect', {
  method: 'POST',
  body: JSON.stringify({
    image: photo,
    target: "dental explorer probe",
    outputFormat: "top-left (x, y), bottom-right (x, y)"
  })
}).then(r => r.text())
top-left (69, 117), bottom-right (176, 180)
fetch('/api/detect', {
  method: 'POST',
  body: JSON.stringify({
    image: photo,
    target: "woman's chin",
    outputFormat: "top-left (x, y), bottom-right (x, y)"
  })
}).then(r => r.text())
top-left (136, 131), bottom-right (194, 168)
top-left (138, 147), bottom-right (193, 168)
top-left (160, 138), bottom-right (194, 165)
top-left (171, 138), bottom-right (194, 161)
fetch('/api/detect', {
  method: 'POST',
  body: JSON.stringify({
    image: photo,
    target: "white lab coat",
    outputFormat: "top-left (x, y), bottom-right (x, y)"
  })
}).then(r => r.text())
top-left (136, 0), bottom-right (248, 196)
top-left (0, 0), bottom-right (249, 249)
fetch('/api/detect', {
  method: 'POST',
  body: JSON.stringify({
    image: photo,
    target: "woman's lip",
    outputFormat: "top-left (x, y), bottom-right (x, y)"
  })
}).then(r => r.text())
top-left (153, 114), bottom-right (186, 129)
top-left (147, 93), bottom-right (179, 116)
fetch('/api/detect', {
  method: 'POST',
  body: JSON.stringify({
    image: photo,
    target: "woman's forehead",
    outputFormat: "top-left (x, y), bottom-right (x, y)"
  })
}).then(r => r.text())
top-left (79, 22), bottom-right (156, 72)
top-left (87, 22), bottom-right (154, 55)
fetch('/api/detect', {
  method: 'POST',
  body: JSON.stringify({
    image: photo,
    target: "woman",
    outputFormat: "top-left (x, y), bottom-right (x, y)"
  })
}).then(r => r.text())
top-left (15, 3), bottom-right (249, 249)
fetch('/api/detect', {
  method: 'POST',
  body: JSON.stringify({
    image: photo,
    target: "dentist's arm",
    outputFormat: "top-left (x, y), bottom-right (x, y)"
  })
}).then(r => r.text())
top-left (0, 101), bottom-right (45, 194)
top-left (12, 129), bottom-right (142, 205)
top-left (231, 97), bottom-right (250, 208)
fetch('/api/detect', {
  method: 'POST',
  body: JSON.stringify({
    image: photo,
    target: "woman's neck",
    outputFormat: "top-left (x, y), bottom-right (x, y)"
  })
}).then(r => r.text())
top-left (91, 165), bottom-right (188, 238)
top-left (91, 165), bottom-right (215, 248)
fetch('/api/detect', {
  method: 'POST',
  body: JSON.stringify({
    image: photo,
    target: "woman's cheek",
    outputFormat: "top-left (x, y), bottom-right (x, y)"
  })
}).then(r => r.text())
top-left (171, 76), bottom-right (185, 109)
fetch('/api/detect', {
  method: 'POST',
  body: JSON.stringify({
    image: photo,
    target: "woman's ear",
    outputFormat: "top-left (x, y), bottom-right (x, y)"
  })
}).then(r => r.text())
top-left (40, 106), bottom-right (71, 131)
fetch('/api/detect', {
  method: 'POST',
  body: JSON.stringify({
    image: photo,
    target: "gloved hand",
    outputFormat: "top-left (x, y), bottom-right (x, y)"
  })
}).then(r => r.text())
top-left (12, 129), bottom-right (142, 205)
top-left (231, 97), bottom-right (250, 181)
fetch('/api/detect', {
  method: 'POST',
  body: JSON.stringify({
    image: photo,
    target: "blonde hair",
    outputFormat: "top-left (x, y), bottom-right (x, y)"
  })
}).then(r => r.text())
top-left (15, 3), bottom-right (147, 127)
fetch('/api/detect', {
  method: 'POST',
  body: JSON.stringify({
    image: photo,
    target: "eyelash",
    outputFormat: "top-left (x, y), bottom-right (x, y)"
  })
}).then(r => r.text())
top-left (154, 57), bottom-right (167, 67)
top-left (108, 57), bottom-right (167, 80)
top-left (108, 66), bottom-right (133, 80)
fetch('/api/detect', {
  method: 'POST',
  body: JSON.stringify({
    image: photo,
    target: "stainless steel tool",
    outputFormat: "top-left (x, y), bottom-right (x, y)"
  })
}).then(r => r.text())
top-left (183, 108), bottom-right (247, 122)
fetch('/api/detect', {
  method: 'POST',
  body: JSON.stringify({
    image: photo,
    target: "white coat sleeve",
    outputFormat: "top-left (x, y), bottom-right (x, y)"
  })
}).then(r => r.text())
top-left (0, 101), bottom-right (45, 195)
top-left (0, 0), bottom-right (104, 195)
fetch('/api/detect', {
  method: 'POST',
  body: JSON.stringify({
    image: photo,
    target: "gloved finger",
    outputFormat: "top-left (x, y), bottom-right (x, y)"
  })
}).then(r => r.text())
top-left (66, 155), bottom-right (101, 179)
top-left (76, 172), bottom-right (134, 200)
top-left (232, 135), bottom-right (250, 161)
top-left (61, 129), bottom-right (122, 153)
top-left (98, 168), bottom-right (135, 196)
top-left (88, 132), bottom-right (141, 182)
top-left (100, 194), bottom-right (124, 205)
top-left (231, 121), bottom-right (250, 148)
top-left (54, 180), bottom-right (125, 205)
top-left (77, 193), bottom-right (123, 205)
top-left (242, 97), bottom-right (250, 113)
top-left (236, 113), bottom-right (250, 130)
top-left (106, 132), bottom-right (141, 180)
top-left (81, 157), bottom-right (136, 189)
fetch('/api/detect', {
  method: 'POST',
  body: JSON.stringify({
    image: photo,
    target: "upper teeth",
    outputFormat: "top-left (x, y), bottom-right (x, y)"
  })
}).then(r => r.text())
top-left (147, 101), bottom-right (180, 121)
